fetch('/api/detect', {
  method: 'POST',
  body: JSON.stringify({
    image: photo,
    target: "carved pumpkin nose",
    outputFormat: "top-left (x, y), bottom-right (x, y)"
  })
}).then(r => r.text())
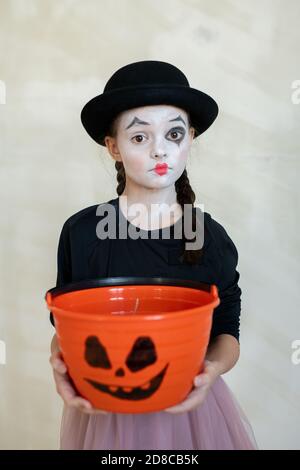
top-left (115, 367), bottom-right (125, 377)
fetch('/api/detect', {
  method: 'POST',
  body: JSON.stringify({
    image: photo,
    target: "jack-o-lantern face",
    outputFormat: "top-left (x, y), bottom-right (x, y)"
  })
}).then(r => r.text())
top-left (84, 335), bottom-right (169, 401)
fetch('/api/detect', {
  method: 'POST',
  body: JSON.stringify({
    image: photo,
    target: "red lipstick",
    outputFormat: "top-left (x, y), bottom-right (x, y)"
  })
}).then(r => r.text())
top-left (154, 163), bottom-right (168, 175)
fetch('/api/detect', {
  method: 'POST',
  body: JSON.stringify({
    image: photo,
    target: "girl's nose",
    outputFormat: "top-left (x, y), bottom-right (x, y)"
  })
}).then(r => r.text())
top-left (151, 150), bottom-right (167, 160)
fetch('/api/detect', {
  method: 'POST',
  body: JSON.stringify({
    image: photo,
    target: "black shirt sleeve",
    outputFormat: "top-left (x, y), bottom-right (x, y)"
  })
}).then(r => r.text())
top-left (209, 222), bottom-right (242, 344)
top-left (50, 219), bottom-right (72, 327)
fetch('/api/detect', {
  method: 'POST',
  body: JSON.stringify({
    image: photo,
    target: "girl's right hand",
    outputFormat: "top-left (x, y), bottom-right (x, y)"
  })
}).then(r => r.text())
top-left (49, 334), bottom-right (109, 415)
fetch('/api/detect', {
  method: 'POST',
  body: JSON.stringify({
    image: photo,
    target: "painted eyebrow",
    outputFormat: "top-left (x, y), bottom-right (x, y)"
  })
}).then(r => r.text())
top-left (125, 115), bottom-right (186, 130)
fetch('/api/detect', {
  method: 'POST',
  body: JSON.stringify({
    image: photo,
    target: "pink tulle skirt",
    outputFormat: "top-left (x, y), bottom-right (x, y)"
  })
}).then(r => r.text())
top-left (60, 376), bottom-right (258, 450)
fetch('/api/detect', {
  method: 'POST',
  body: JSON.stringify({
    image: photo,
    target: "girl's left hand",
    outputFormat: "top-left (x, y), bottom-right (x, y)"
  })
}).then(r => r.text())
top-left (164, 359), bottom-right (220, 414)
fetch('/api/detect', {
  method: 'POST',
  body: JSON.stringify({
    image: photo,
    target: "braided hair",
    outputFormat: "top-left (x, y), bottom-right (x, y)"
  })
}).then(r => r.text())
top-left (105, 113), bottom-right (203, 265)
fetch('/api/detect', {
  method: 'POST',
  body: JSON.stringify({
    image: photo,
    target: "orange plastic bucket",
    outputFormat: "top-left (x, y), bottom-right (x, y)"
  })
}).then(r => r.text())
top-left (45, 277), bottom-right (220, 413)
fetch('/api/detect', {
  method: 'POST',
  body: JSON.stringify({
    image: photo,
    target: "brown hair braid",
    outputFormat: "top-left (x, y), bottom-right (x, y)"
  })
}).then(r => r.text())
top-left (105, 113), bottom-right (203, 265)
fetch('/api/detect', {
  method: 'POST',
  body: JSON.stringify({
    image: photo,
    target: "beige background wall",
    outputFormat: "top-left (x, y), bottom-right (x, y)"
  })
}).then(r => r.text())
top-left (0, 0), bottom-right (299, 449)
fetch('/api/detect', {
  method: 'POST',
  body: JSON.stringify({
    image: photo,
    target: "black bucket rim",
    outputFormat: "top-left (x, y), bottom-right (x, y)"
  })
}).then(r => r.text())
top-left (45, 276), bottom-right (214, 301)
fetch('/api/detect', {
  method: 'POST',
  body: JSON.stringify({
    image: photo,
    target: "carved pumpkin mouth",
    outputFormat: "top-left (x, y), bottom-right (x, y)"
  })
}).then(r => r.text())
top-left (84, 363), bottom-right (169, 400)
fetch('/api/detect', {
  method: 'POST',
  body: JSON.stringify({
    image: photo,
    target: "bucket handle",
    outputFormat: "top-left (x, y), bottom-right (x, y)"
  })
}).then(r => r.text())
top-left (45, 291), bottom-right (52, 307)
top-left (210, 284), bottom-right (219, 300)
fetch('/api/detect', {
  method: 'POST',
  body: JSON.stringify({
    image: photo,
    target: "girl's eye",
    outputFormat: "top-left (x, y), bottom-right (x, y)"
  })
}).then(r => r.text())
top-left (132, 135), bottom-right (145, 143)
top-left (168, 130), bottom-right (184, 140)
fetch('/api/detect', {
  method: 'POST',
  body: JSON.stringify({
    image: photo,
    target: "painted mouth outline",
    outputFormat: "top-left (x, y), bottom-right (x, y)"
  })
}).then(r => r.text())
top-left (155, 163), bottom-right (168, 169)
top-left (149, 165), bottom-right (172, 173)
top-left (153, 163), bottom-right (169, 171)
top-left (84, 363), bottom-right (169, 401)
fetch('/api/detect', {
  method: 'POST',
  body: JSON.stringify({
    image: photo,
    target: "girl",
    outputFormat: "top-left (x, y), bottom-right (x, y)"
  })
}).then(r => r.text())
top-left (49, 60), bottom-right (258, 450)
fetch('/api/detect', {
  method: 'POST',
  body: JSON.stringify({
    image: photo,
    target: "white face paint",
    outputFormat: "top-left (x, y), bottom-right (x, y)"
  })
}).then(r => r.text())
top-left (112, 104), bottom-right (194, 192)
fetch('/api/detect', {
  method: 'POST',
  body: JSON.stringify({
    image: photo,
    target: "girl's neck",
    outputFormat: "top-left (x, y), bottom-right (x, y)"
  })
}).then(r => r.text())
top-left (119, 186), bottom-right (182, 231)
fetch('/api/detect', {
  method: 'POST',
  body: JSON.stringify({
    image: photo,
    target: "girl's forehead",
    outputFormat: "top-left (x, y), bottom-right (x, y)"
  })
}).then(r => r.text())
top-left (118, 105), bottom-right (188, 125)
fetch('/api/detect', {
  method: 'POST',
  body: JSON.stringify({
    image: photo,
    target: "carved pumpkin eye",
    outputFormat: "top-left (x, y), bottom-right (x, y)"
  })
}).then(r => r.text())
top-left (84, 336), bottom-right (112, 369)
top-left (125, 336), bottom-right (157, 372)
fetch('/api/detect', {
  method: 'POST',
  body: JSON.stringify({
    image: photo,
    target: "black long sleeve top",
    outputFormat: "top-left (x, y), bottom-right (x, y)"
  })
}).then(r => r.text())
top-left (50, 197), bottom-right (242, 343)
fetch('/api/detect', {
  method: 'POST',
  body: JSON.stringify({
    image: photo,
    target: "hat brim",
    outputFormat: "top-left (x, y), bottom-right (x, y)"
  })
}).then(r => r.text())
top-left (80, 84), bottom-right (219, 146)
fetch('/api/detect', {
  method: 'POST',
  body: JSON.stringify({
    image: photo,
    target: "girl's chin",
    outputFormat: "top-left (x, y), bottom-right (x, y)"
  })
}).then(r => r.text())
top-left (127, 171), bottom-right (181, 189)
top-left (131, 179), bottom-right (175, 190)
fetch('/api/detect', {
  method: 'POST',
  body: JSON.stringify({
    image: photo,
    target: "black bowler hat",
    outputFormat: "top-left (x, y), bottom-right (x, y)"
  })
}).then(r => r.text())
top-left (80, 60), bottom-right (219, 146)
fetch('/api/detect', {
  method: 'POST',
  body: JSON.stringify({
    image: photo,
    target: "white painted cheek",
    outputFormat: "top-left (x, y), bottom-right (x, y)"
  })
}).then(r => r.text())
top-left (131, 158), bottom-right (147, 173)
top-left (123, 151), bottom-right (149, 176)
top-left (118, 141), bottom-right (146, 171)
top-left (173, 144), bottom-right (189, 166)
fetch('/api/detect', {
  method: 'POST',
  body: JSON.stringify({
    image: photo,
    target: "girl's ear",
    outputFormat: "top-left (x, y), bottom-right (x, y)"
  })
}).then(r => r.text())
top-left (104, 136), bottom-right (122, 162)
top-left (189, 127), bottom-right (195, 140)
